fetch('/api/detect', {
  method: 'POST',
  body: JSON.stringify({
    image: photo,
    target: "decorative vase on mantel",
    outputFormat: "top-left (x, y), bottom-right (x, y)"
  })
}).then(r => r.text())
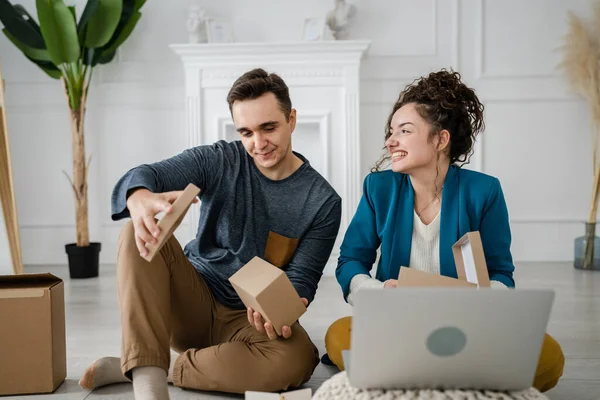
top-left (574, 222), bottom-right (600, 270)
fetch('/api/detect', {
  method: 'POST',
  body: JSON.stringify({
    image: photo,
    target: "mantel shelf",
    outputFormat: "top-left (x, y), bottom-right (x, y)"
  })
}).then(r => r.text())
top-left (169, 40), bottom-right (371, 65)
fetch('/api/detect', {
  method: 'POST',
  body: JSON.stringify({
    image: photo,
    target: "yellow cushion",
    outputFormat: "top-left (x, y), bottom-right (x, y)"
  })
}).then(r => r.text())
top-left (533, 333), bottom-right (565, 392)
top-left (324, 316), bottom-right (352, 370)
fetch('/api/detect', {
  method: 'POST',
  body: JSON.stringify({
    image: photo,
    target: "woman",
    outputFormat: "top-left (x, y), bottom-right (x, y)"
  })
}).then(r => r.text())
top-left (323, 70), bottom-right (564, 392)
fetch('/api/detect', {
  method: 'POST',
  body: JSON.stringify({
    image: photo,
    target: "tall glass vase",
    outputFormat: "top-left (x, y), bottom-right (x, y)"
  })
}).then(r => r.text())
top-left (574, 222), bottom-right (600, 270)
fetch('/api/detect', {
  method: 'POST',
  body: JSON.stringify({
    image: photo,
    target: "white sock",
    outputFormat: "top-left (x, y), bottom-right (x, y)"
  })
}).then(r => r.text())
top-left (79, 356), bottom-right (129, 390)
top-left (132, 366), bottom-right (170, 400)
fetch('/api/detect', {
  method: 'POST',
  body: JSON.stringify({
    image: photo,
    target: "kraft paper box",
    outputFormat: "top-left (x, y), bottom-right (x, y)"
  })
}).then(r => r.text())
top-left (143, 183), bottom-right (200, 262)
top-left (245, 388), bottom-right (312, 399)
top-left (0, 273), bottom-right (66, 395)
top-left (452, 231), bottom-right (491, 288)
top-left (398, 267), bottom-right (477, 288)
top-left (229, 256), bottom-right (306, 336)
top-left (398, 231), bottom-right (490, 288)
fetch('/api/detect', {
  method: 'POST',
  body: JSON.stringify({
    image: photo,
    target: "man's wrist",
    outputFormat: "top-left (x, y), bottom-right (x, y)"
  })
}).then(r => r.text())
top-left (126, 187), bottom-right (150, 205)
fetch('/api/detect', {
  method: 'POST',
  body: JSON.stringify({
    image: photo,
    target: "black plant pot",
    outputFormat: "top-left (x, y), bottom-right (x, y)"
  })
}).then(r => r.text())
top-left (65, 242), bottom-right (101, 279)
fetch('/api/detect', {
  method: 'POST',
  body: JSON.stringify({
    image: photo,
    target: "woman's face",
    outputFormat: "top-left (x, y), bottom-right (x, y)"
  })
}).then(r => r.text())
top-left (385, 103), bottom-right (448, 174)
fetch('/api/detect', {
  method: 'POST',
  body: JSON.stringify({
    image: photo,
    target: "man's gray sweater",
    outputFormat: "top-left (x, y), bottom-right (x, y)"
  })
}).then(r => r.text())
top-left (111, 140), bottom-right (342, 309)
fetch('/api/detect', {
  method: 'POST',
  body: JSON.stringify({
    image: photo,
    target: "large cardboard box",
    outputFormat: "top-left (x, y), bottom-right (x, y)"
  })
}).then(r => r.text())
top-left (398, 231), bottom-right (491, 288)
top-left (229, 256), bottom-right (306, 336)
top-left (143, 183), bottom-right (201, 262)
top-left (0, 273), bottom-right (66, 395)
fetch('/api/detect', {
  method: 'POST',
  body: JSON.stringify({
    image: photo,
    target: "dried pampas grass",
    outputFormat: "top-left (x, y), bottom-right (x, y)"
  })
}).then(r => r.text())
top-left (558, 1), bottom-right (600, 224)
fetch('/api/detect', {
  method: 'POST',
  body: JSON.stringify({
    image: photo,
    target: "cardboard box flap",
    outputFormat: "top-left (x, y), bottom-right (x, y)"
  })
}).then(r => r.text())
top-left (229, 257), bottom-right (283, 296)
top-left (452, 232), bottom-right (491, 287)
top-left (0, 273), bottom-right (62, 290)
top-left (398, 267), bottom-right (476, 288)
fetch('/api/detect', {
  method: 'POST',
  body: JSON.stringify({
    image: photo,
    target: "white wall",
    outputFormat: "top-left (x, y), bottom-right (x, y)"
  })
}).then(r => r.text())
top-left (0, 211), bottom-right (11, 274)
top-left (0, 0), bottom-right (593, 269)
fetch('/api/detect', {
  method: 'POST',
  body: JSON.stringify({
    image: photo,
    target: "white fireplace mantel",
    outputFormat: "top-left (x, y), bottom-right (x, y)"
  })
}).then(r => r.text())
top-left (170, 40), bottom-right (371, 64)
top-left (170, 40), bottom-right (371, 272)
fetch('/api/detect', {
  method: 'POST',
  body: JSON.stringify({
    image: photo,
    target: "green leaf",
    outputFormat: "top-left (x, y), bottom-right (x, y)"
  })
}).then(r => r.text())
top-left (13, 5), bottom-right (43, 37)
top-left (83, 47), bottom-right (95, 66)
top-left (36, 0), bottom-right (81, 65)
top-left (101, 10), bottom-right (140, 56)
top-left (97, 49), bottom-right (116, 64)
top-left (68, 5), bottom-right (76, 23)
top-left (77, 0), bottom-right (99, 41)
top-left (0, 0), bottom-right (46, 49)
top-left (134, 0), bottom-right (146, 11)
top-left (39, 67), bottom-right (62, 79)
top-left (34, 60), bottom-right (62, 79)
top-left (84, 46), bottom-right (110, 66)
top-left (121, 0), bottom-right (135, 16)
top-left (85, 0), bottom-right (144, 67)
top-left (95, 0), bottom-right (134, 56)
top-left (2, 28), bottom-right (52, 62)
top-left (85, 0), bottom-right (122, 48)
top-left (23, 54), bottom-right (62, 79)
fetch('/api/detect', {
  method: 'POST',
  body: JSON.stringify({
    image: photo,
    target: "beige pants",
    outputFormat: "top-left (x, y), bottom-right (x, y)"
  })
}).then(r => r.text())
top-left (117, 221), bottom-right (319, 394)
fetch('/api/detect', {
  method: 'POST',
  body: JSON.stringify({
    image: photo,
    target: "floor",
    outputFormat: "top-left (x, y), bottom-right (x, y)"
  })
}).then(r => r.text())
top-left (4, 262), bottom-right (599, 400)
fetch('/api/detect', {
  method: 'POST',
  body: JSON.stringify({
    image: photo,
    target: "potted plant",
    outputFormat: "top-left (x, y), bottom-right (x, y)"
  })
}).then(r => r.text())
top-left (558, 2), bottom-right (600, 270)
top-left (0, 0), bottom-right (146, 278)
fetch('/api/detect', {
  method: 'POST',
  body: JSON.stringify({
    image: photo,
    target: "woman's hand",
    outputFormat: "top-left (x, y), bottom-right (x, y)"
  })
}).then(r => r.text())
top-left (384, 279), bottom-right (398, 288)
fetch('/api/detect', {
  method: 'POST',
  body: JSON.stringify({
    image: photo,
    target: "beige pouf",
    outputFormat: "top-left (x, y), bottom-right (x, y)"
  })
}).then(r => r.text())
top-left (313, 372), bottom-right (549, 400)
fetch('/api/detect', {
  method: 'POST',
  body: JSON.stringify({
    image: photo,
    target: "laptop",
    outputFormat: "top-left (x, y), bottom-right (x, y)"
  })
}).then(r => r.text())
top-left (347, 287), bottom-right (555, 392)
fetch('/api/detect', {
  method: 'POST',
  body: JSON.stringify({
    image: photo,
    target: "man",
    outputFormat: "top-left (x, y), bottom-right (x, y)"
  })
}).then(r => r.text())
top-left (79, 68), bottom-right (342, 399)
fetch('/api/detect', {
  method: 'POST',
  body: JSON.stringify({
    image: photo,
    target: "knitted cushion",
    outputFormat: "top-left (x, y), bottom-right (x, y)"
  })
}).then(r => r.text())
top-left (313, 372), bottom-right (549, 400)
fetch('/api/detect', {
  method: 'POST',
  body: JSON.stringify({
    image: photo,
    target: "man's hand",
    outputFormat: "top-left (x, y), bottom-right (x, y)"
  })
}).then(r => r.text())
top-left (247, 298), bottom-right (309, 340)
top-left (384, 279), bottom-right (398, 288)
top-left (126, 188), bottom-right (199, 257)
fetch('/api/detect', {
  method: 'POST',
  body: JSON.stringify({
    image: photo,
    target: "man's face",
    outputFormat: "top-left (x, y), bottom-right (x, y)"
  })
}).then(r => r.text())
top-left (232, 92), bottom-right (296, 171)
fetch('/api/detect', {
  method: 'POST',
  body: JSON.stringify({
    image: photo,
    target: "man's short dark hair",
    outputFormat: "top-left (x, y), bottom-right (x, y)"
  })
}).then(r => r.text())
top-left (227, 68), bottom-right (292, 120)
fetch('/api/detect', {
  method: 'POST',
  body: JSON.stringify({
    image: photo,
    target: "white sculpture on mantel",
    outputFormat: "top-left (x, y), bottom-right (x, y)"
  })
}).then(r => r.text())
top-left (326, 0), bottom-right (357, 40)
top-left (186, 4), bottom-right (208, 43)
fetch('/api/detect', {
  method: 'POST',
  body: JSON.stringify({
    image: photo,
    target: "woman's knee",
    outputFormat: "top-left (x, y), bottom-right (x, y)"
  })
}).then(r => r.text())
top-left (324, 316), bottom-right (352, 370)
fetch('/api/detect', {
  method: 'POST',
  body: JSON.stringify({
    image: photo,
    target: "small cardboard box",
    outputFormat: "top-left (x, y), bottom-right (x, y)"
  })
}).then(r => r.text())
top-left (397, 231), bottom-right (491, 288)
top-left (245, 388), bottom-right (311, 399)
top-left (143, 183), bottom-right (200, 262)
top-left (229, 256), bottom-right (306, 336)
top-left (0, 273), bottom-right (66, 395)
